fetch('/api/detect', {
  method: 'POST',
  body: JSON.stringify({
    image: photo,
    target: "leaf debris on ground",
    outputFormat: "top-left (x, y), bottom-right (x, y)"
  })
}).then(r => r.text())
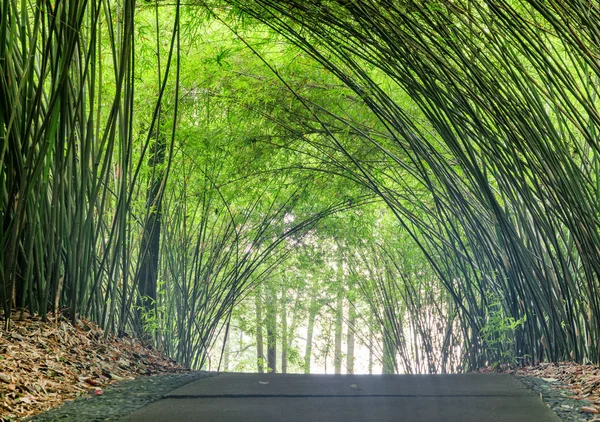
top-left (480, 362), bottom-right (600, 420)
top-left (0, 312), bottom-right (189, 421)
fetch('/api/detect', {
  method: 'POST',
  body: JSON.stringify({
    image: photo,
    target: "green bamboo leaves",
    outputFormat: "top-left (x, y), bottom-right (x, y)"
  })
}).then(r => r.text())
top-left (0, 1), bottom-right (363, 370)
top-left (223, 0), bottom-right (600, 366)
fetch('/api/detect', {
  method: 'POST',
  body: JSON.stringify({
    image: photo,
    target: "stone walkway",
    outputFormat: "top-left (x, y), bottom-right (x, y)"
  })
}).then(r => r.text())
top-left (122, 373), bottom-right (561, 421)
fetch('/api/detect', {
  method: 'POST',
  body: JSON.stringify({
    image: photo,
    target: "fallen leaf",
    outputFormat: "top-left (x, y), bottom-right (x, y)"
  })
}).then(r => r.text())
top-left (85, 378), bottom-right (101, 386)
top-left (582, 406), bottom-right (600, 414)
top-left (258, 381), bottom-right (270, 385)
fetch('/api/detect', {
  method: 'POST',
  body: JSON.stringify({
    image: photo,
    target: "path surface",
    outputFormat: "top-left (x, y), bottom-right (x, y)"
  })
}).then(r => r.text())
top-left (121, 373), bottom-right (561, 421)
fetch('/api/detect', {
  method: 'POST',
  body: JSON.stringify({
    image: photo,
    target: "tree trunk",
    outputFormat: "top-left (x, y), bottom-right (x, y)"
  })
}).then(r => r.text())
top-left (266, 283), bottom-right (277, 373)
top-left (368, 327), bottom-right (374, 375)
top-left (223, 326), bottom-right (230, 372)
top-left (383, 310), bottom-right (398, 374)
top-left (255, 286), bottom-right (265, 373)
top-left (286, 289), bottom-right (304, 370)
top-left (304, 296), bottom-right (319, 374)
top-left (135, 128), bottom-right (166, 337)
top-left (346, 303), bottom-right (356, 374)
top-left (334, 291), bottom-right (343, 374)
top-left (281, 286), bottom-right (288, 373)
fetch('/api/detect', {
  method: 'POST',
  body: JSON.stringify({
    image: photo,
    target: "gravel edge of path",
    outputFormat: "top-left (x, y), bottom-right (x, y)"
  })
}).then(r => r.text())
top-left (26, 372), bottom-right (595, 422)
top-left (26, 371), bottom-right (215, 422)
top-left (517, 375), bottom-right (597, 422)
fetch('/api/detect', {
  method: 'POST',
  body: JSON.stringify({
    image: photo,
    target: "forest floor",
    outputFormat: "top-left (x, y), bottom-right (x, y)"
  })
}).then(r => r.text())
top-left (0, 311), bottom-right (189, 421)
top-left (2, 312), bottom-right (600, 421)
top-left (479, 363), bottom-right (600, 420)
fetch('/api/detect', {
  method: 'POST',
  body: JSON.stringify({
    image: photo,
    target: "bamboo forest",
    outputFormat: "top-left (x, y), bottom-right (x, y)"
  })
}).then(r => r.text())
top-left (2, 0), bottom-right (600, 380)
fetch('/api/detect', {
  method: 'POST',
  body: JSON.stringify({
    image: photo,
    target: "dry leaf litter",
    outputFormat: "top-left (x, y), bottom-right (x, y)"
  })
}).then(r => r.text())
top-left (478, 362), bottom-right (600, 421)
top-left (0, 311), bottom-right (188, 421)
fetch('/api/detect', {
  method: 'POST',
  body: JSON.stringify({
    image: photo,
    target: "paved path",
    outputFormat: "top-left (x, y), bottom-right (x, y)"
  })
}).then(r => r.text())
top-left (122, 373), bottom-right (560, 421)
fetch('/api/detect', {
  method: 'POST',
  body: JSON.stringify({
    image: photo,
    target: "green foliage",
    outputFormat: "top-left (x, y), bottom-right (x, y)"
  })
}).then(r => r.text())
top-left (136, 295), bottom-right (167, 337)
top-left (7, 0), bottom-right (600, 375)
top-left (480, 293), bottom-right (526, 369)
top-left (222, 0), bottom-right (600, 369)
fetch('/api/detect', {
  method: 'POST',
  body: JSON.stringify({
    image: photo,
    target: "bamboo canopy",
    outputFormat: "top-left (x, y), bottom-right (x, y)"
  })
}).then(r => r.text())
top-left (222, 0), bottom-right (600, 366)
top-left (2, 0), bottom-right (600, 370)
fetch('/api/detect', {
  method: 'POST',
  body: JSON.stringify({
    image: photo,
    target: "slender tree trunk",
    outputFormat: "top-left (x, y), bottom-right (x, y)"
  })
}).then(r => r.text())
top-left (368, 329), bottom-right (374, 374)
top-left (334, 291), bottom-right (343, 374)
top-left (346, 303), bottom-right (356, 374)
top-left (255, 286), bottom-right (265, 373)
top-left (281, 286), bottom-right (288, 373)
top-left (223, 327), bottom-right (230, 372)
top-left (383, 333), bottom-right (397, 374)
top-left (304, 296), bottom-right (319, 374)
top-left (287, 290), bottom-right (303, 368)
top-left (383, 310), bottom-right (397, 374)
top-left (266, 283), bottom-right (277, 373)
top-left (135, 128), bottom-right (165, 337)
top-left (368, 312), bottom-right (374, 374)
top-left (323, 318), bottom-right (333, 374)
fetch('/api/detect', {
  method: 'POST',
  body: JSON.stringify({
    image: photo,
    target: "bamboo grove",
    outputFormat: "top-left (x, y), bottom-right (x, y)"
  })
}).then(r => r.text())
top-left (222, 0), bottom-right (600, 368)
top-left (0, 0), bottom-right (361, 368)
top-left (3, 0), bottom-right (600, 372)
